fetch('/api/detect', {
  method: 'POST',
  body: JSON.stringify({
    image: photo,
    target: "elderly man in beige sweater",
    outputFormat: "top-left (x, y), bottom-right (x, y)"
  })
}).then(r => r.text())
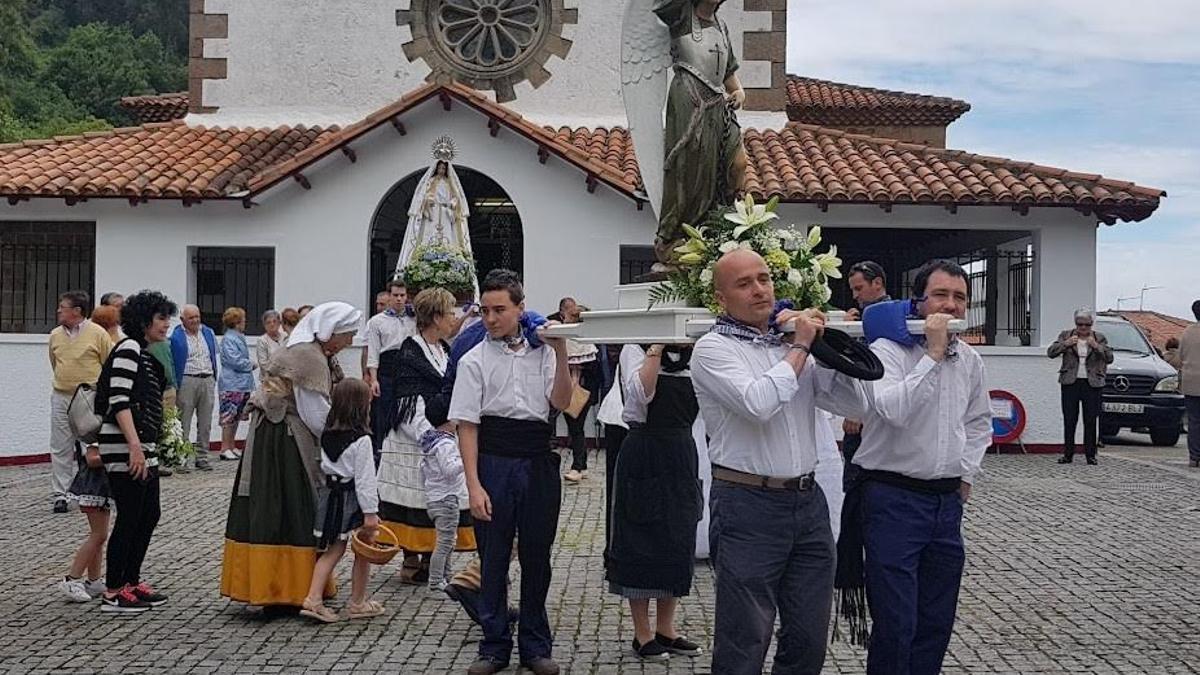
top-left (1166, 300), bottom-right (1200, 468)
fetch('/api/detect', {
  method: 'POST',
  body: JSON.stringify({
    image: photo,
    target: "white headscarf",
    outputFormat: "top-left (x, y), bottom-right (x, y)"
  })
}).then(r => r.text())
top-left (286, 301), bottom-right (363, 347)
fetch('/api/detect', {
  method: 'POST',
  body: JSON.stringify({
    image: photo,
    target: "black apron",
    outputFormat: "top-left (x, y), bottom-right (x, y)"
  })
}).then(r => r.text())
top-left (606, 374), bottom-right (702, 597)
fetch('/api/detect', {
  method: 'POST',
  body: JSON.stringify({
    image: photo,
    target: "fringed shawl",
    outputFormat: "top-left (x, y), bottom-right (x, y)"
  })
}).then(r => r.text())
top-left (392, 336), bottom-right (451, 431)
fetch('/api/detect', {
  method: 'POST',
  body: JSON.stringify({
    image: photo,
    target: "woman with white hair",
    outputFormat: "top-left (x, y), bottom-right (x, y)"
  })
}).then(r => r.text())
top-left (1047, 309), bottom-right (1113, 465)
top-left (221, 301), bottom-right (362, 611)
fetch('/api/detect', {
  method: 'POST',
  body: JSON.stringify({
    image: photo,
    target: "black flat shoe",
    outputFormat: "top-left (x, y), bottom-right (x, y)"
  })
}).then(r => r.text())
top-left (1086, 457), bottom-right (1098, 465)
top-left (632, 638), bottom-right (670, 661)
top-left (1057, 456), bottom-right (1073, 464)
top-left (655, 633), bottom-right (702, 656)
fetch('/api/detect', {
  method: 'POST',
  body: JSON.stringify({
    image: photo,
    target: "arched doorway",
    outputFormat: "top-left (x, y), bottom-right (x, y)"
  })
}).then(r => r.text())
top-left (368, 166), bottom-right (523, 303)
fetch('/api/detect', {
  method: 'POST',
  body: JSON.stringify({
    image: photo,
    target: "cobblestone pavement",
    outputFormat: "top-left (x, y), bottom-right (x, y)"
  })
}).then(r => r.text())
top-left (2, 440), bottom-right (1198, 674)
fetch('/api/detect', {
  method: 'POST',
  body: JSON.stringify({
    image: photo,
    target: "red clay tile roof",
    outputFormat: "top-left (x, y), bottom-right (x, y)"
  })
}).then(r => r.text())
top-left (0, 85), bottom-right (1164, 223)
top-left (787, 76), bottom-right (971, 127)
top-left (739, 125), bottom-right (1164, 223)
top-left (0, 123), bottom-right (332, 201)
top-left (118, 92), bottom-right (189, 124)
top-left (1110, 311), bottom-right (1194, 349)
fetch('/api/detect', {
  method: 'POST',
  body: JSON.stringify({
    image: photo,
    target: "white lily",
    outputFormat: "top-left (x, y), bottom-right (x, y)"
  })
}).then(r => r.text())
top-left (726, 194), bottom-right (778, 239)
top-left (815, 245), bottom-right (842, 279)
top-left (806, 225), bottom-right (822, 249)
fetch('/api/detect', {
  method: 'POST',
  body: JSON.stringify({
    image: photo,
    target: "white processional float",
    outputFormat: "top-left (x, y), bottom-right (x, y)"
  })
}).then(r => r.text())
top-left (539, 1), bottom-right (966, 557)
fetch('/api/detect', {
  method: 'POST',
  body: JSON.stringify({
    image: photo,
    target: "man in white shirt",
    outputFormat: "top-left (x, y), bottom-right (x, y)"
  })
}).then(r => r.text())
top-left (366, 281), bottom-right (414, 450)
top-left (450, 269), bottom-right (572, 675)
top-left (691, 249), bottom-right (871, 675)
top-left (170, 304), bottom-right (218, 471)
top-left (842, 260), bottom-right (992, 675)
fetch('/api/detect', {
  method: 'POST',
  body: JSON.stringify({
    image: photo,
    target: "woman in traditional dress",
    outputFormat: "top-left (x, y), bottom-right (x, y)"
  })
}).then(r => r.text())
top-left (606, 344), bottom-right (703, 661)
top-left (220, 302), bottom-right (361, 611)
top-left (378, 288), bottom-right (475, 584)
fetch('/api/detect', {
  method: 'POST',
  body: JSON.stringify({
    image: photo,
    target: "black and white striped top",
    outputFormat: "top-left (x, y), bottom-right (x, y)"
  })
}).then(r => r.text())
top-left (98, 338), bottom-right (166, 473)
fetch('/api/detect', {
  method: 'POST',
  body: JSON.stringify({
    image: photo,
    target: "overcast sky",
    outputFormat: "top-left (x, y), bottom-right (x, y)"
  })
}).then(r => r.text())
top-left (786, 0), bottom-right (1200, 318)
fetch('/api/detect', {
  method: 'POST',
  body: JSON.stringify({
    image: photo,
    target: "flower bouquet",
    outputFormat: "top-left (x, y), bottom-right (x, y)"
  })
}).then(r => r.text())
top-left (650, 195), bottom-right (842, 312)
top-left (158, 405), bottom-right (195, 469)
top-left (401, 243), bottom-right (477, 300)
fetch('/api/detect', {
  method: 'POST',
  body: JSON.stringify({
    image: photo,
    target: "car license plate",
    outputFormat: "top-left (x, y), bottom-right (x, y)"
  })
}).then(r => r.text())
top-left (1104, 402), bottom-right (1144, 414)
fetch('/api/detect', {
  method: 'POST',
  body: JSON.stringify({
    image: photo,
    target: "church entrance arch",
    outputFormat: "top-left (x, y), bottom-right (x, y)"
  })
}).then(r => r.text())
top-left (368, 166), bottom-right (523, 304)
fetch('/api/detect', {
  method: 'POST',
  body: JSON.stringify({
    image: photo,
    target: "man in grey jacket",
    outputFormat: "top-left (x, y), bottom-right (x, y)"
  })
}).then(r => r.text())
top-left (1047, 309), bottom-right (1114, 465)
top-left (1168, 300), bottom-right (1200, 468)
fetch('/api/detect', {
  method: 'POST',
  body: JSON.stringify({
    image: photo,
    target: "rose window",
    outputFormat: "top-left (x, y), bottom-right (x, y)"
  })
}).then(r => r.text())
top-left (436, 0), bottom-right (544, 71)
top-left (397, 0), bottom-right (576, 102)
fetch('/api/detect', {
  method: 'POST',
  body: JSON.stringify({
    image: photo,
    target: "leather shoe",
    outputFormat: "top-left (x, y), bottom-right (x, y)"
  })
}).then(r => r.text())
top-left (466, 657), bottom-right (508, 675)
top-left (1056, 456), bottom-right (1073, 464)
top-left (521, 657), bottom-right (560, 675)
top-left (1086, 456), bottom-right (1098, 465)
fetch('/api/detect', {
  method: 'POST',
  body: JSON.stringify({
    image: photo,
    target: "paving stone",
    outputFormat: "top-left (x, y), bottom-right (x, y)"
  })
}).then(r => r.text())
top-left (1, 446), bottom-right (1198, 673)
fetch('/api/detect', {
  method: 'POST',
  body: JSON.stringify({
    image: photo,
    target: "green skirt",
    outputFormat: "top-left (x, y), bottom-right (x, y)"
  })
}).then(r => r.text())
top-left (220, 418), bottom-right (333, 606)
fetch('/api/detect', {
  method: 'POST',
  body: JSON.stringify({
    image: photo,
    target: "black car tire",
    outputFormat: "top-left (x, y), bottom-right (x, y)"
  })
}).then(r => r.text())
top-left (1149, 427), bottom-right (1181, 447)
top-left (1100, 423), bottom-right (1121, 438)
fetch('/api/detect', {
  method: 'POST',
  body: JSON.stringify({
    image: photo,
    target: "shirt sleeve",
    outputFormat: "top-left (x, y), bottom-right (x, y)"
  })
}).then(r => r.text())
top-left (350, 436), bottom-right (380, 514)
top-left (448, 351), bottom-right (484, 424)
top-left (961, 356), bottom-right (992, 484)
top-left (691, 336), bottom-right (801, 423)
top-left (543, 345), bottom-right (558, 402)
top-left (366, 318), bottom-right (382, 369)
top-left (810, 364), bottom-right (871, 420)
top-left (295, 386), bottom-right (331, 437)
top-left (255, 339), bottom-right (269, 370)
top-left (621, 349), bottom-right (654, 423)
top-left (106, 340), bottom-right (142, 415)
top-left (869, 340), bottom-right (941, 426)
top-left (400, 395), bottom-right (435, 442)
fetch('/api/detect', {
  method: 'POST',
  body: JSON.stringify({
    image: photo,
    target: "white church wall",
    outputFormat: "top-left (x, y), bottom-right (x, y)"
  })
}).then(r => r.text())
top-left (199, 0), bottom-right (779, 129)
top-left (0, 95), bottom-right (653, 458)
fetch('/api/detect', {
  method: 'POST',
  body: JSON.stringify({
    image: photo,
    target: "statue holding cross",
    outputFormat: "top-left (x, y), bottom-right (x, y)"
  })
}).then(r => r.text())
top-left (621, 0), bottom-right (748, 267)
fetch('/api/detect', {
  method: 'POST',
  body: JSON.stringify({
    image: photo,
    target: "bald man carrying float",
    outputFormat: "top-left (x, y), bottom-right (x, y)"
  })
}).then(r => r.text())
top-left (691, 249), bottom-right (872, 675)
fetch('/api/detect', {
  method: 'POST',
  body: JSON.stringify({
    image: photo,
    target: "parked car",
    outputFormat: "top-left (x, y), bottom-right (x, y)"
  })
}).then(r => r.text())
top-left (1095, 314), bottom-right (1185, 445)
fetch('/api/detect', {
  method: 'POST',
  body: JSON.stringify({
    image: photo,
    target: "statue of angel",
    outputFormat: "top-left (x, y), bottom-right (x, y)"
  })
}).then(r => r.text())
top-left (621, 0), bottom-right (748, 266)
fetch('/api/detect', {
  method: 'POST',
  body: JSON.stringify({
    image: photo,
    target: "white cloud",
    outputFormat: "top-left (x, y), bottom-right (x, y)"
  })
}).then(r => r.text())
top-left (788, 0), bottom-right (1200, 73)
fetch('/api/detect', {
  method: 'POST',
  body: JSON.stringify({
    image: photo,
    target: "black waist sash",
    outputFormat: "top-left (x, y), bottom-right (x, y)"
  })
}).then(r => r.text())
top-left (479, 416), bottom-right (553, 457)
top-left (318, 476), bottom-right (355, 550)
top-left (860, 468), bottom-right (961, 495)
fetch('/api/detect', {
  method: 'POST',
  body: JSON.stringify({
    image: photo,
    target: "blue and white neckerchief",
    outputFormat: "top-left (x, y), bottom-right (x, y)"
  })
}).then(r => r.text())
top-left (490, 332), bottom-right (526, 349)
top-left (710, 314), bottom-right (785, 347)
top-left (384, 308), bottom-right (398, 318)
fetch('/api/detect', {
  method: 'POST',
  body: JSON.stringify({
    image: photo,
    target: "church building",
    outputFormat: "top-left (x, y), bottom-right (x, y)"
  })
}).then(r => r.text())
top-left (0, 0), bottom-right (1166, 459)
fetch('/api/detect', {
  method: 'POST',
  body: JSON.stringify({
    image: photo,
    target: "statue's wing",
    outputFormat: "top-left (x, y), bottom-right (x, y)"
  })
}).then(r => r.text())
top-left (620, 0), bottom-right (672, 219)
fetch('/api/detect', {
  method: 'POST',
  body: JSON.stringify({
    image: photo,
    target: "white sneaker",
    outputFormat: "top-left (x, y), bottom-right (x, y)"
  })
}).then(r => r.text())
top-left (219, 449), bottom-right (240, 461)
top-left (84, 578), bottom-right (106, 598)
top-left (428, 583), bottom-right (449, 598)
top-left (57, 577), bottom-right (92, 603)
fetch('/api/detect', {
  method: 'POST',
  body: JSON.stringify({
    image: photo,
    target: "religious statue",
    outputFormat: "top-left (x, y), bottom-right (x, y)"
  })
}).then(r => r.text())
top-left (394, 136), bottom-right (479, 296)
top-left (621, 0), bottom-right (748, 266)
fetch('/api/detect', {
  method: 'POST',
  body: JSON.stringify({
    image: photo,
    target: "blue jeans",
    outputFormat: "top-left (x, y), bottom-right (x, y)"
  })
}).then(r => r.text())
top-left (474, 452), bottom-right (561, 663)
top-left (863, 481), bottom-right (965, 675)
top-left (710, 480), bottom-right (834, 675)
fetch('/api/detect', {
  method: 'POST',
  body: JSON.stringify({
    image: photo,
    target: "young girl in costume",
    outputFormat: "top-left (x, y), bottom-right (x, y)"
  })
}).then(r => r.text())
top-left (301, 378), bottom-right (384, 623)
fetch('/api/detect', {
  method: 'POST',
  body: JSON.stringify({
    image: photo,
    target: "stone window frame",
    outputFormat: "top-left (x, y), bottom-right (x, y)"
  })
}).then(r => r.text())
top-left (397, 0), bottom-right (577, 103)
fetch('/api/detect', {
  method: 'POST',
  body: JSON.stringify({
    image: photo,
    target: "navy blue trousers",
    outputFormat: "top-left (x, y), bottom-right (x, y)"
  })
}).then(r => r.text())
top-left (474, 452), bottom-right (562, 663)
top-left (863, 481), bottom-right (965, 675)
top-left (710, 481), bottom-right (834, 675)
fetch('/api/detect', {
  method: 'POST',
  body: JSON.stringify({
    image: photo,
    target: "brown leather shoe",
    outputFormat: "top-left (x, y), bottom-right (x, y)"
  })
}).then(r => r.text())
top-left (521, 657), bottom-right (560, 675)
top-left (466, 657), bottom-right (508, 675)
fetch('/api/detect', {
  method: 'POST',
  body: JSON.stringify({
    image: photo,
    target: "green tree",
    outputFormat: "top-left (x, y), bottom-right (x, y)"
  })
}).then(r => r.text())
top-left (42, 22), bottom-right (185, 124)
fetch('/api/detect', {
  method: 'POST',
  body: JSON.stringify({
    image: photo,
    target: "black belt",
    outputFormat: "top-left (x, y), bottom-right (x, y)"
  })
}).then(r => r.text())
top-left (712, 464), bottom-right (816, 491)
top-left (184, 373), bottom-right (212, 379)
top-left (858, 468), bottom-right (961, 495)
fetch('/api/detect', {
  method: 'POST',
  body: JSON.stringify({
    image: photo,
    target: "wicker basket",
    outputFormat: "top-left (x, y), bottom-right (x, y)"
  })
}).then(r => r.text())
top-left (350, 523), bottom-right (401, 565)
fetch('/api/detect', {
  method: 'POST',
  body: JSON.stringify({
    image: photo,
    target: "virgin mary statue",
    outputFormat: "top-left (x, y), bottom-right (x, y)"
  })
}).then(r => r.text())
top-left (394, 138), bottom-right (477, 295)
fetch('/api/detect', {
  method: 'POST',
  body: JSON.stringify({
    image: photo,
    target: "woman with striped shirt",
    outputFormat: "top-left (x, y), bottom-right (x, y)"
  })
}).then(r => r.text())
top-left (96, 290), bottom-right (177, 613)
